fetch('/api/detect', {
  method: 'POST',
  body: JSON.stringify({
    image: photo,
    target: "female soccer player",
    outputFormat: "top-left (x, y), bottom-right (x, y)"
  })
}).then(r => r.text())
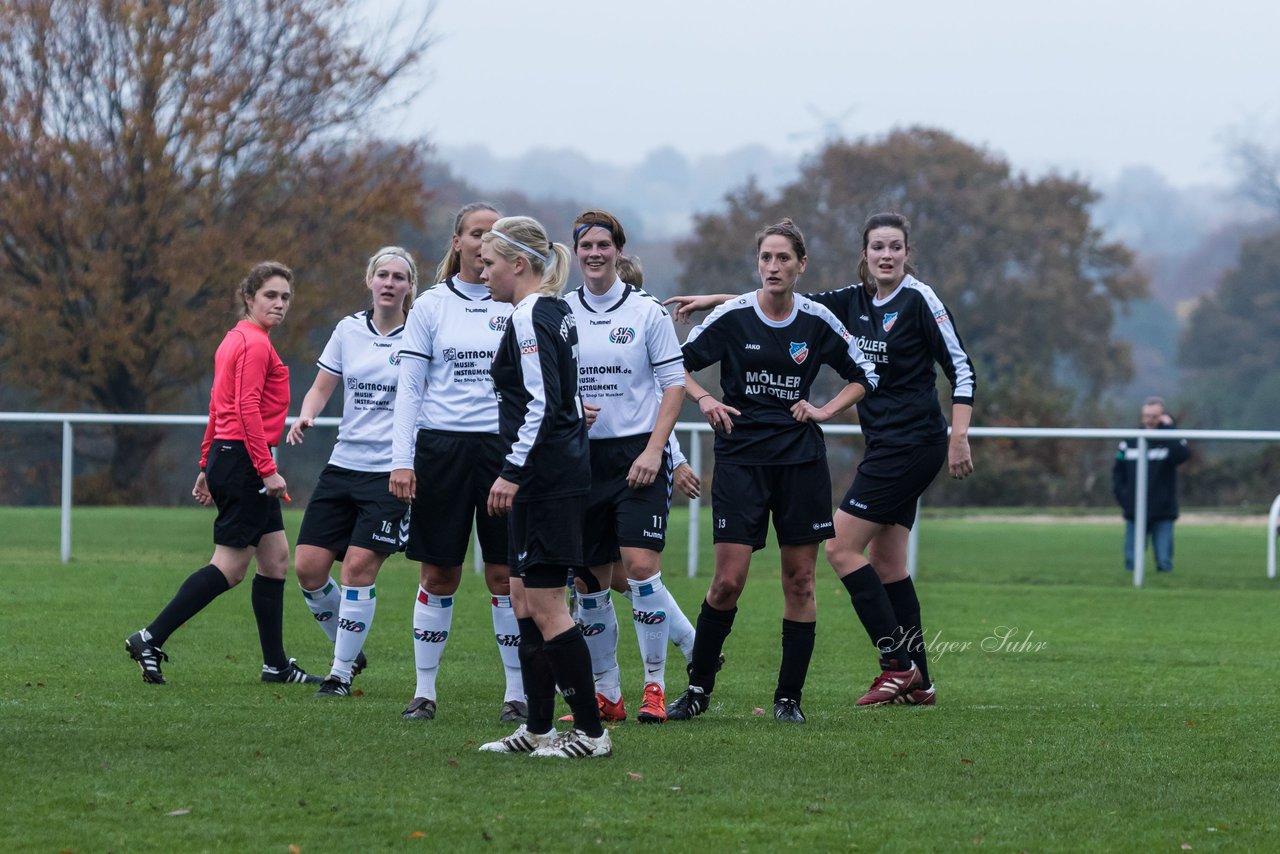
top-left (125, 262), bottom-right (319, 686)
top-left (666, 219), bottom-right (879, 724)
top-left (389, 203), bottom-right (529, 722)
top-left (564, 211), bottom-right (686, 724)
top-left (288, 247), bottom-right (417, 697)
top-left (475, 215), bottom-right (610, 759)
top-left (666, 212), bottom-right (976, 707)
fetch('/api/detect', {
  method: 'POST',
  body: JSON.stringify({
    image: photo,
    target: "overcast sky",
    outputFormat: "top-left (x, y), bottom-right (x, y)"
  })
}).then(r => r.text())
top-left (373, 0), bottom-right (1280, 189)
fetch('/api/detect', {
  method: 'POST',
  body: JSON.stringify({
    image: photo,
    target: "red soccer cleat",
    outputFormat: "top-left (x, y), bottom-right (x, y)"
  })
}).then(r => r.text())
top-left (856, 663), bottom-right (922, 706)
top-left (637, 682), bottom-right (667, 724)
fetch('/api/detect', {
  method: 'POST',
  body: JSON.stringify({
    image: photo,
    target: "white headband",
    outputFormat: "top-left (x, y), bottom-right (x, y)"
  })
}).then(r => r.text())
top-left (491, 229), bottom-right (551, 266)
top-left (373, 251), bottom-right (416, 283)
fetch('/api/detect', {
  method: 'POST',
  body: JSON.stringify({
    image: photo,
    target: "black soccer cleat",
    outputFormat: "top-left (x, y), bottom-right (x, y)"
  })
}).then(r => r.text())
top-left (773, 697), bottom-right (807, 723)
top-left (125, 630), bottom-right (169, 685)
top-left (315, 676), bottom-right (352, 698)
top-left (500, 700), bottom-right (528, 723)
top-left (351, 651), bottom-right (368, 679)
top-left (666, 686), bottom-right (709, 721)
top-left (402, 697), bottom-right (437, 721)
top-left (261, 658), bottom-right (322, 684)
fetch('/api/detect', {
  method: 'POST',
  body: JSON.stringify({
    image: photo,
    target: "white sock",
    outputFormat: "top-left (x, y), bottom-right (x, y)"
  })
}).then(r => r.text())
top-left (412, 587), bottom-right (453, 700)
top-left (579, 590), bottom-right (621, 702)
top-left (491, 594), bottom-right (525, 703)
top-left (300, 578), bottom-right (340, 643)
top-left (666, 587), bottom-right (696, 664)
top-left (628, 574), bottom-right (672, 690)
top-left (332, 584), bottom-right (375, 681)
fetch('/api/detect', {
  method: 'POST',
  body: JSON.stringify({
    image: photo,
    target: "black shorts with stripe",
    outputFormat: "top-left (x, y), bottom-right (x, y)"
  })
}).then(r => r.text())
top-left (406, 430), bottom-right (509, 566)
top-left (583, 435), bottom-right (672, 566)
top-left (710, 457), bottom-right (833, 550)
top-left (296, 464), bottom-right (409, 558)
top-left (839, 441), bottom-right (946, 529)
top-left (206, 440), bottom-right (284, 549)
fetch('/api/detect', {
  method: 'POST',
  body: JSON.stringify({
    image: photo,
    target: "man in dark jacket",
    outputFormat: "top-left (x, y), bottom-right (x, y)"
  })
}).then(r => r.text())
top-left (1112, 397), bottom-right (1191, 573)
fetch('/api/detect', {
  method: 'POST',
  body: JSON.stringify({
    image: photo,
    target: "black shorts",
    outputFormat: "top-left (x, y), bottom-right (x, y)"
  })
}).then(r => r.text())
top-left (839, 441), bottom-right (947, 529)
top-left (508, 495), bottom-right (586, 588)
top-left (206, 440), bottom-right (284, 549)
top-left (583, 436), bottom-right (672, 565)
top-left (711, 458), bottom-right (833, 550)
top-left (296, 465), bottom-right (409, 558)
top-left (406, 430), bottom-right (509, 566)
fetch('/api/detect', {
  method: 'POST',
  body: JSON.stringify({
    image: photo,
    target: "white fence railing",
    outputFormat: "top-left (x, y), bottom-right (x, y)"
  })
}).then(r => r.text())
top-left (3, 413), bottom-right (1279, 587)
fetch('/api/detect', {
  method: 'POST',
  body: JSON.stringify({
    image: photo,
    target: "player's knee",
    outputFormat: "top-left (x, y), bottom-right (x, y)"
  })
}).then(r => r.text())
top-left (708, 573), bottom-right (745, 606)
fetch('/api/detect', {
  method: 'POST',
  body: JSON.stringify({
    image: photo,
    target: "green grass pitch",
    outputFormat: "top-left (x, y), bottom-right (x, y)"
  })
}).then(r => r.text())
top-left (2, 507), bottom-right (1278, 851)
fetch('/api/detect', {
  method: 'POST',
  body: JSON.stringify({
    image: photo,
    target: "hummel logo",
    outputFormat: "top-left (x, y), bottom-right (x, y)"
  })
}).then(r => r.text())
top-left (860, 315), bottom-right (870, 321)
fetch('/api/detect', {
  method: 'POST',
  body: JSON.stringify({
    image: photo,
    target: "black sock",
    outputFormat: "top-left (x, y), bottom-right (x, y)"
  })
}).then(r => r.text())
top-left (841, 565), bottom-right (909, 670)
top-left (146, 564), bottom-right (230, 647)
top-left (543, 627), bottom-right (603, 738)
top-left (251, 574), bottom-right (288, 669)
top-left (517, 617), bottom-right (556, 734)
top-left (690, 599), bottom-right (736, 694)
top-left (775, 619), bottom-right (816, 704)
top-left (884, 577), bottom-right (929, 687)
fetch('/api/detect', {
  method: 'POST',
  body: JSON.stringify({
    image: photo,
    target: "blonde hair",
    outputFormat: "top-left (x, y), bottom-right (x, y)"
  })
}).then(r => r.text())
top-left (616, 254), bottom-right (644, 288)
top-left (365, 245), bottom-right (417, 315)
top-left (482, 215), bottom-right (571, 297)
top-left (433, 202), bottom-right (501, 284)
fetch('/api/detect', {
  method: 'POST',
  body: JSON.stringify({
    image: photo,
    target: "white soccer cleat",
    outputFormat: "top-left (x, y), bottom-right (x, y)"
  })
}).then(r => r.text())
top-left (530, 728), bottom-right (613, 759)
top-left (478, 724), bottom-right (558, 754)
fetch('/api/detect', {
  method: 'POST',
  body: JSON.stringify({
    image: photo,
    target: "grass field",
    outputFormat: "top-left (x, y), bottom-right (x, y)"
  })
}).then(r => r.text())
top-left (3, 506), bottom-right (1279, 852)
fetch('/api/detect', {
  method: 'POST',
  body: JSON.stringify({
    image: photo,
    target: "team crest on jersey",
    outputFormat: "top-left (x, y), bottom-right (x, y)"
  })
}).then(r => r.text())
top-left (609, 326), bottom-right (636, 344)
top-left (489, 316), bottom-right (508, 332)
top-left (882, 311), bottom-right (898, 333)
top-left (789, 342), bottom-right (809, 364)
top-left (388, 350), bottom-right (401, 366)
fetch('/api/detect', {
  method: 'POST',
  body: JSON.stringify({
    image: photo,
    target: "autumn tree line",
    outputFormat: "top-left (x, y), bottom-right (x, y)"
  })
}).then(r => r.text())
top-left (1, 0), bottom-right (1277, 507)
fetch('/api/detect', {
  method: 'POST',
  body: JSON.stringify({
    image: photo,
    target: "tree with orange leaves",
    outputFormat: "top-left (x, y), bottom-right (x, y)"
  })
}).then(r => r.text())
top-left (0, 0), bottom-right (433, 500)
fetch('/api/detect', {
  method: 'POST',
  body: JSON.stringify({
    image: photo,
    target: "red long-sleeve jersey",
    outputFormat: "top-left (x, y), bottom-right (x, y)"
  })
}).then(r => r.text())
top-left (199, 319), bottom-right (290, 478)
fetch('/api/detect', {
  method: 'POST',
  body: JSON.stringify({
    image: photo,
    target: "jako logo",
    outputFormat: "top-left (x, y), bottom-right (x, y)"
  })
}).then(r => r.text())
top-left (495, 633), bottom-right (521, 647)
top-left (633, 610), bottom-right (667, 625)
top-left (338, 618), bottom-right (367, 634)
top-left (789, 341), bottom-right (809, 364)
top-left (812, 520), bottom-right (833, 530)
top-left (489, 316), bottom-right (508, 332)
top-left (609, 326), bottom-right (636, 344)
top-left (581, 622), bottom-right (607, 637)
top-left (314, 611), bottom-right (334, 623)
top-left (414, 629), bottom-right (449, 643)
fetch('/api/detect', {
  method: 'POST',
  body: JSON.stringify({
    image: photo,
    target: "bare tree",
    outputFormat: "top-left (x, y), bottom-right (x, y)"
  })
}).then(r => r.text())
top-left (1229, 137), bottom-right (1280, 213)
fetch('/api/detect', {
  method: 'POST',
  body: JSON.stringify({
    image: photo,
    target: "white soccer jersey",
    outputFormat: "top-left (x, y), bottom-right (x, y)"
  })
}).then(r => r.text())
top-left (567, 279), bottom-right (684, 440)
top-left (391, 279), bottom-right (510, 468)
top-left (315, 310), bottom-right (406, 472)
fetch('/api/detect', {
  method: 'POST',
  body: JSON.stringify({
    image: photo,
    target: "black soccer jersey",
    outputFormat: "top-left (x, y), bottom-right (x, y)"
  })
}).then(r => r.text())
top-left (682, 292), bottom-right (879, 465)
top-left (807, 274), bottom-right (975, 447)
top-left (490, 294), bottom-right (590, 501)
